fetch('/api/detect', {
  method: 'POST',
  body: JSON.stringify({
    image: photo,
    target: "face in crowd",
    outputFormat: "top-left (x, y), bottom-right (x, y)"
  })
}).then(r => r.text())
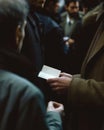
top-left (65, 1), bottom-right (79, 18)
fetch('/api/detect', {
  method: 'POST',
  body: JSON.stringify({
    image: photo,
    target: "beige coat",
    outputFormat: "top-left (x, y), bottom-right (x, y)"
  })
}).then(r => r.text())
top-left (67, 4), bottom-right (104, 130)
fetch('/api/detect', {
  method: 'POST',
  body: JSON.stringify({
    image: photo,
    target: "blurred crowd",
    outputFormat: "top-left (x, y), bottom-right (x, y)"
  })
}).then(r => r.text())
top-left (0, 0), bottom-right (104, 130)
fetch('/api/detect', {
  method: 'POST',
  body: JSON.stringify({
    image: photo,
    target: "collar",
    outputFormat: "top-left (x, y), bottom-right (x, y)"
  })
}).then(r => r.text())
top-left (66, 13), bottom-right (74, 24)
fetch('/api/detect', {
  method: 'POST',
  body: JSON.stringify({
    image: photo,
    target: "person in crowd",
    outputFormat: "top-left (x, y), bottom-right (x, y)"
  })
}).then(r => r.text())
top-left (62, 0), bottom-right (103, 75)
top-left (80, 0), bottom-right (100, 14)
top-left (0, 0), bottom-right (37, 83)
top-left (44, 0), bottom-right (62, 24)
top-left (0, 70), bottom-right (64, 130)
top-left (47, 2), bottom-right (104, 130)
top-left (0, 0), bottom-right (64, 130)
top-left (21, 0), bottom-right (45, 77)
top-left (29, 0), bottom-right (68, 72)
top-left (59, 0), bottom-right (83, 74)
top-left (72, 0), bottom-right (103, 74)
top-left (26, 0), bottom-right (71, 104)
top-left (60, 0), bottom-right (83, 37)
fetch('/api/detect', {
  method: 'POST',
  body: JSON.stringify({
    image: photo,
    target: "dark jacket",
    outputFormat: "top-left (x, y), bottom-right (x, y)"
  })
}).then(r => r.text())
top-left (0, 47), bottom-right (50, 102)
top-left (0, 47), bottom-right (35, 83)
top-left (22, 12), bottom-right (64, 103)
top-left (22, 14), bottom-right (44, 76)
top-left (73, 3), bottom-right (104, 74)
top-left (34, 10), bottom-right (67, 72)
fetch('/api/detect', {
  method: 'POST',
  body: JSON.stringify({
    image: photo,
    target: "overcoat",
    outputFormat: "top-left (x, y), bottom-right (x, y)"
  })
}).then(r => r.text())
top-left (67, 5), bottom-right (104, 130)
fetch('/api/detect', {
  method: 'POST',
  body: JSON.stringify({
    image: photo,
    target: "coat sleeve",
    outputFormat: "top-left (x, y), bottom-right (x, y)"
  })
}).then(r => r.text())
top-left (68, 77), bottom-right (104, 110)
top-left (46, 112), bottom-right (62, 130)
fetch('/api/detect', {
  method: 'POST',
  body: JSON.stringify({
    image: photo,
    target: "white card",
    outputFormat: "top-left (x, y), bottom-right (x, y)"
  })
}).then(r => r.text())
top-left (38, 65), bottom-right (61, 80)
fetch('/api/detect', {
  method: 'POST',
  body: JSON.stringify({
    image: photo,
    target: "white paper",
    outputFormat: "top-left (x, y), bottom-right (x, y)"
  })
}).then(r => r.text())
top-left (38, 65), bottom-right (61, 80)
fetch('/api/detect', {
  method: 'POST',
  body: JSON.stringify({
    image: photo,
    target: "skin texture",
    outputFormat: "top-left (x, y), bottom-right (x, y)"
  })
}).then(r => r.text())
top-left (47, 73), bottom-right (72, 93)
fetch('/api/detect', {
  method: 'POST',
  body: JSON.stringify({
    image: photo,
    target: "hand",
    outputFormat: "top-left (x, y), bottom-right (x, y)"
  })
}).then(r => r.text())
top-left (67, 38), bottom-right (75, 45)
top-left (47, 101), bottom-right (64, 115)
top-left (47, 75), bottom-right (72, 92)
top-left (60, 72), bottom-right (72, 78)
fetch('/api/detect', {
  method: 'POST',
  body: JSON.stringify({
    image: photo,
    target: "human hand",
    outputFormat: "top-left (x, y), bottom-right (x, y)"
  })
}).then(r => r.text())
top-left (47, 75), bottom-right (72, 92)
top-left (68, 38), bottom-right (75, 45)
top-left (47, 101), bottom-right (64, 115)
top-left (60, 72), bottom-right (72, 78)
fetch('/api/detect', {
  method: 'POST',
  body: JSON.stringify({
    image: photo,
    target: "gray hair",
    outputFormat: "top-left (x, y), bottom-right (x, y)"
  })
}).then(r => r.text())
top-left (0, 0), bottom-right (29, 46)
top-left (0, 0), bottom-right (29, 26)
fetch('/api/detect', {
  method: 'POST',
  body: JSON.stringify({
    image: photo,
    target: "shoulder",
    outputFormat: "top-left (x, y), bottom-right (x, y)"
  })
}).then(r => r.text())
top-left (61, 12), bottom-right (67, 20)
top-left (37, 13), bottom-right (59, 33)
top-left (82, 3), bottom-right (102, 26)
top-left (61, 11), bottom-right (67, 17)
top-left (0, 70), bottom-right (43, 100)
top-left (60, 12), bottom-right (67, 26)
top-left (79, 11), bottom-right (84, 18)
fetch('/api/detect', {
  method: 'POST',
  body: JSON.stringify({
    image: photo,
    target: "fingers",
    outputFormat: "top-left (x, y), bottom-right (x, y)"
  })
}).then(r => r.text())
top-left (47, 101), bottom-right (64, 113)
top-left (48, 101), bottom-right (62, 108)
top-left (47, 78), bottom-right (60, 87)
top-left (60, 72), bottom-right (72, 78)
top-left (47, 82), bottom-right (58, 87)
top-left (52, 101), bottom-right (62, 108)
top-left (52, 86), bottom-right (65, 91)
top-left (47, 76), bottom-right (72, 92)
top-left (47, 78), bottom-right (59, 83)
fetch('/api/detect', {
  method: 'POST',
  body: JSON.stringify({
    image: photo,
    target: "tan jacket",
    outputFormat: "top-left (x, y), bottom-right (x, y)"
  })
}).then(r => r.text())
top-left (67, 4), bottom-right (104, 130)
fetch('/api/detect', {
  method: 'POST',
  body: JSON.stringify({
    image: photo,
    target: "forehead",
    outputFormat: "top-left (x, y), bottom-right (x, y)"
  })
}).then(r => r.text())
top-left (67, 1), bottom-right (79, 7)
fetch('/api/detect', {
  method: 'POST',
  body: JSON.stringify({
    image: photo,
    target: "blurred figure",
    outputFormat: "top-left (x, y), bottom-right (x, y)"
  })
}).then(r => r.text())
top-left (44, 0), bottom-right (62, 24)
top-left (30, 0), bottom-right (46, 8)
top-left (60, 0), bottom-right (82, 37)
top-left (80, 0), bottom-right (100, 14)
top-left (60, 0), bottom-right (83, 74)
top-left (47, 2), bottom-right (104, 130)
top-left (23, 0), bottom-right (67, 104)
top-left (0, 70), bottom-right (64, 130)
top-left (21, 0), bottom-right (46, 101)
top-left (29, 0), bottom-right (67, 72)
top-left (0, 0), bottom-right (63, 130)
top-left (73, 1), bottom-right (104, 74)
top-left (21, 0), bottom-right (45, 76)
top-left (0, 0), bottom-right (36, 82)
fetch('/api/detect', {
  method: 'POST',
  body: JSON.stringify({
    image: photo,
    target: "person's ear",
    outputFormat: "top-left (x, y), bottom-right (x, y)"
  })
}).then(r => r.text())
top-left (16, 24), bottom-right (22, 46)
top-left (16, 20), bottom-right (27, 52)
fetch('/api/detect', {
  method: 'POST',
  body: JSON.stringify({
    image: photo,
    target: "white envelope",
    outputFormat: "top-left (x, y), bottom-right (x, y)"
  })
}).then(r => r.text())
top-left (38, 65), bottom-right (61, 80)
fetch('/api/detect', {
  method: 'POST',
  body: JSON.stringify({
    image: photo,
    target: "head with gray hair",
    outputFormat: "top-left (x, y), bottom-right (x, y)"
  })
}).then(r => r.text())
top-left (0, 0), bottom-right (29, 51)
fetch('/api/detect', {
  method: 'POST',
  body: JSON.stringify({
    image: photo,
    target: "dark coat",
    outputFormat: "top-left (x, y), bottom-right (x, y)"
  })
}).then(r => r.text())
top-left (73, 3), bottom-right (104, 74)
top-left (67, 6), bottom-right (104, 130)
top-left (22, 14), bottom-right (61, 103)
top-left (22, 15), bottom-right (44, 75)
top-left (34, 11), bottom-right (67, 72)
top-left (0, 47), bottom-right (35, 83)
top-left (0, 70), bottom-right (62, 130)
top-left (0, 46), bottom-right (51, 103)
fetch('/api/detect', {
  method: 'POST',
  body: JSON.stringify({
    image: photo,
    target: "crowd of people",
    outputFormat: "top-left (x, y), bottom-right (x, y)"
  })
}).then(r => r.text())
top-left (0, 0), bottom-right (104, 130)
